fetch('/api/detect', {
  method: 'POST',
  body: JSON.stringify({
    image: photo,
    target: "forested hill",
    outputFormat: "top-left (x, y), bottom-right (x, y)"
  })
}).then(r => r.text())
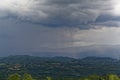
top-left (0, 55), bottom-right (119, 79)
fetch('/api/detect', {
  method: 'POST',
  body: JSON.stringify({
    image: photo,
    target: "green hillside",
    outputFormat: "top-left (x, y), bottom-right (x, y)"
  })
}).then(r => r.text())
top-left (0, 55), bottom-right (119, 79)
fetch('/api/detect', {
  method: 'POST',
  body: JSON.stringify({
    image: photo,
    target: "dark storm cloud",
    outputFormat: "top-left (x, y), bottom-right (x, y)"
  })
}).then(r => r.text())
top-left (94, 14), bottom-right (120, 26)
top-left (0, 0), bottom-right (115, 28)
top-left (0, 0), bottom-right (120, 58)
top-left (0, 18), bottom-right (76, 54)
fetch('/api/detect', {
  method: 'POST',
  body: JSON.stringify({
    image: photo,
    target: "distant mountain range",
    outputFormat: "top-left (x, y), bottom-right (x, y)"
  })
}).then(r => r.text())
top-left (0, 55), bottom-right (120, 79)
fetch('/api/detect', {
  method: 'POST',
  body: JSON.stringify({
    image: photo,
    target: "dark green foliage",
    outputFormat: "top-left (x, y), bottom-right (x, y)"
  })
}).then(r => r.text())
top-left (8, 73), bottom-right (35, 80)
top-left (103, 74), bottom-right (120, 80)
top-left (83, 75), bottom-right (100, 80)
top-left (23, 73), bottom-right (35, 80)
top-left (8, 73), bottom-right (21, 80)
top-left (46, 77), bottom-right (52, 80)
top-left (6, 73), bottom-right (120, 80)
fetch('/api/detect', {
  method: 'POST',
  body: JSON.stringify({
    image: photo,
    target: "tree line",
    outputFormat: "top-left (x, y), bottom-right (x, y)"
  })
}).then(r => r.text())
top-left (6, 73), bottom-right (120, 80)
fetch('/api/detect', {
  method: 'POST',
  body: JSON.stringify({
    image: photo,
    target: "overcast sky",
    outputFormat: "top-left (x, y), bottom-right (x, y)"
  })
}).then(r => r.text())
top-left (0, 0), bottom-right (120, 58)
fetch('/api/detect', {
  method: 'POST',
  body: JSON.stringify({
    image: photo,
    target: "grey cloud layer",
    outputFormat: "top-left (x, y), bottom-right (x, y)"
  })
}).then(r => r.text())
top-left (0, 18), bottom-right (120, 58)
top-left (0, 0), bottom-right (120, 58)
top-left (0, 0), bottom-right (116, 28)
